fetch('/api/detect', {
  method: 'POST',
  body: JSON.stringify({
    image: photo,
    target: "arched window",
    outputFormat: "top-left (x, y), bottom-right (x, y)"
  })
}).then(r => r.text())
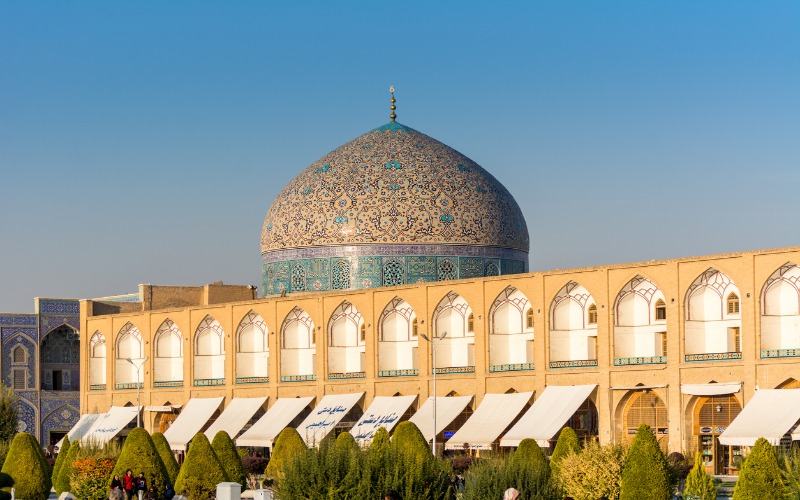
top-left (468, 313), bottom-right (475, 332)
top-left (193, 316), bottom-right (226, 383)
top-left (655, 299), bottom-right (667, 321)
top-left (12, 346), bottom-right (25, 364)
top-left (236, 311), bottom-right (269, 383)
top-left (526, 308), bottom-right (534, 329)
top-left (89, 331), bottom-right (107, 388)
top-left (154, 320), bottom-right (183, 385)
top-left (588, 304), bottom-right (598, 324)
top-left (727, 293), bottom-right (740, 315)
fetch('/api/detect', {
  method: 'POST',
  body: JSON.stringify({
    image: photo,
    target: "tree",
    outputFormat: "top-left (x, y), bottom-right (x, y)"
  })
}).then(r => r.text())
top-left (109, 428), bottom-right (168, 491)
top-left (684, 453), bottom-right (717, 500)
top-left (152, 432), bottom-right (179, 484)
top-left (390, 421), bottom-right (430, 459)
top-left (265, 428), bottom-right (306, 480)
top-left (559, 440), bottom-right (626, 500)
top-left (211, 431), bottom-right (245, 486)
top-left (54, 439), bottom-right (81, 495)
top-left (174, 433), bottom-right (227, 499)
top-left (508, 438), bottom-right (554, 498)
top-left (0, 432), bottom-right (51, 500)
top-left (732, 437), bottom-right (787, 500)
top-left (550, 426), bottom-right (580, 482)
top-left (619, 424), bottom-right (672, 500)
top-left (0, 386), bottom-right (19, 443)
top-left (50, 435), bottom-right (70, 487)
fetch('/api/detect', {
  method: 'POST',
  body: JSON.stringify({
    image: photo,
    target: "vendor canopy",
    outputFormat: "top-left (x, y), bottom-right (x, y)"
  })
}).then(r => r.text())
top-left (82, 406), bottom-right (139, 445)
top-left (719, 389), bottom-right (800, 446)
top-left (204, 397), bottom-right (268, 441)
top-left (409, 396), bottom-right (473, 443)
top-left (445, 392), bottom-right (533, 450)
top-left (236, 397), bottom-right (314, 449)
top-left (681, 382), bottom-right (742, 396)
top-left (350, 395), bottom-right (417, 444)
top-left (163, 397), bottom-right (224, 451)
top-left (501, 384), bottom-right (596, 448)
top-left (297, 392), bottom-right (364, 446)
top-left (57, 413), bottom-right (101, 448)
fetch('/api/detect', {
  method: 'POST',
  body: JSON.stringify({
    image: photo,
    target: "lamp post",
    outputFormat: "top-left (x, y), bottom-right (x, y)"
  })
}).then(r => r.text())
top-left (125, 357), bottom-right (148, 427)
top-left (420, 331), bottom-right (447, 457)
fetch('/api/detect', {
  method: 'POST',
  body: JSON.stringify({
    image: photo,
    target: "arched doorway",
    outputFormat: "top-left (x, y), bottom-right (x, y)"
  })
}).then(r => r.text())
top-left (623, 391), bottom-right (668, 448)
top-left (566, 398), bottom-right (599, 442)
top-left (693, 395), bottom-right (742, 474)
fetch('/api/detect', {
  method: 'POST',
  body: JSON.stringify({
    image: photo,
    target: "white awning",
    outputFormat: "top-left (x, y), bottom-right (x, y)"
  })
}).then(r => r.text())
top-left (81, 406), bottom-right (139, 445)
top-left (409, 396), bottom-right (473, 443)
top-left (297, 392), bottom-right (364, 447)
top-left (351, 395), bottom-right (417, 444)
top-left (236, 397), bottom-right (314, 449)
top-left (56, 413), bottom-right (101, 448)
top-left (719, 389), bottom-right (800, 446)
top-left (204, 397), bottom-right (268, 440)
top-left (163, 397), bottom-right (224, 451)
top-left (501, 384), bottom-right (596, 447)
top-left (445, 392), bottom-right (533, 450)
top-left (144, 405), bottom-right (182, 412)
top-left (681, 382), bottom-right (741, 396)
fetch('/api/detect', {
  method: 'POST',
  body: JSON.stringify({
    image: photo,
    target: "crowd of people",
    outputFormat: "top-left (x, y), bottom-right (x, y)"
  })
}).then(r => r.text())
top-left (109, 469), bottom-right (175, 500)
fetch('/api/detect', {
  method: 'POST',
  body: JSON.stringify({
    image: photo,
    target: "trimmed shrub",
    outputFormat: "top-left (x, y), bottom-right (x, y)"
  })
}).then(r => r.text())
top-left (733, 437), bottom-right (786, 500)
top-left (0, 432), bottom-right (51, 500)
top-left (0, 441), bottom-right (9, 471)
top-left (0, 386), bottom-right (19, 444)
top-left (211, 431), bottom-right (246, 486)
top-left (70, 457), bottom-right (116, 500)
top-left (559, 440), bottom-right (626, 500)
top-left (462, 457), bottom-right (508, 500)
top-left (50, 435), bottom-right (70, 487)
top-left (684, 452), bottom-right (716, 500)
top-left (463, 440), bottom-right (554, 500)
top-left (780, 446), bottom-right (800, 499)
top-left (265, 427), bottom-right (306, 479)
top-left (550, 426), bottom-right (580, 482)
top-left (109, 428), bottom-right (168, 491)
top-left (174, 433), bottom-right (227, 499)
top-left (54, 439), bottom-right (81, 495)
top-left (620, 424), bottom-right (672, 500)
top-left (390, 421), bottom-right (430, 458)
top-left (152, 432), bottom-right (179, 485)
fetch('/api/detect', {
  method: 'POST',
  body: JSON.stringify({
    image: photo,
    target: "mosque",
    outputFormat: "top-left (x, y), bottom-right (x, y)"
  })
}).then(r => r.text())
top-left (73, 92), bottom-right (800, 475)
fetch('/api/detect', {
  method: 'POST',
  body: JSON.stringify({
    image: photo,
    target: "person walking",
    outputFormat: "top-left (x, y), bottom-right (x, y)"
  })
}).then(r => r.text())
top-left (123, 470), bottom-right (135, 500)
top-left (135, 472), bottom-right (147, 500)
top-left (164, 482), bottom-right (175, 500)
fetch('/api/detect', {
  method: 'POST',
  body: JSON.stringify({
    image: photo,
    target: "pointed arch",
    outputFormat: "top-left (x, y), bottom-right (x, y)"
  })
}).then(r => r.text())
top-left (115, 322), bottom-right (144, 388)
top-left (280, 307), bottom-right (316, 380)
top-left (236, 311), bottom-right (269, 382)
top-left (89, 331), bottom-right (107, 388)
top-left (154, 319), bottom-right (183, 385)
top-left (328, 302), bottom-right (366, 377)
top-left (760, 263), bottom-right (800, 353)
top-left (613, 276), bottom-right (667, 362)
top-left (549, 281), bottom-right (598, 367)
top-left (193, 316), bottom-right (225, 384)
top-left (432, 292), bottom-right (475, 372)
top-left (684, 269), bottom-right (742, 358)
top-left (433, 291), bottom-right (472, 339)
top-left (378, 297), bottom-right (419, 376)
top-left (488, 287), bottom-right (534, 370)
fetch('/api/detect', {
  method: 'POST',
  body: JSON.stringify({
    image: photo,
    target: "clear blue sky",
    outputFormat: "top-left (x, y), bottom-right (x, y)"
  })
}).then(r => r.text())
top-left (1, 1), bottom-right (798, 312)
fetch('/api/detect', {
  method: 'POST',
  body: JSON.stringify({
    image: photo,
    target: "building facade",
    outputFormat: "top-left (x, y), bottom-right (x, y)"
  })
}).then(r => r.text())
top-left (80, 246), bottom-right (800, 474)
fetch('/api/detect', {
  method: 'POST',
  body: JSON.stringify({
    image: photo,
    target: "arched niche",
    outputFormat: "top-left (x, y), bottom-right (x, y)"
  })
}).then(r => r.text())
top-left (613, 276), bottom-right (667, 362)
top-left (684, 269), bottom-right (741, 359)
top-left (115, 323), bottom-right (144, 388)
top-left (193, 316), bottom-right (225, 384)
top-left (327, 301), bottom-right (366, 378)
top-left (549, 281), bottom-right (597, 367)
top-left (488, 286), bottom-right (534, 371)
top-left (760, 263), bottom-right (800, 354)
top-left (89, 331), bottom-right (107, 389)
top-left (377, 297), bottom-right (419, 376)
top-left (236, 311), bottom-right (269, 383)
top-left (280, 307), bottom-right (316, 381)
top-left (153, 319), bottom-right (183, 386)
top-left (431, 292), bottom-right (475, 373)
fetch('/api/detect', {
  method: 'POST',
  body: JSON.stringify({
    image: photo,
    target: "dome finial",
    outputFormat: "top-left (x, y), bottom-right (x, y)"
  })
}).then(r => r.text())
top-left (389, 85), bottom-right (397, 122)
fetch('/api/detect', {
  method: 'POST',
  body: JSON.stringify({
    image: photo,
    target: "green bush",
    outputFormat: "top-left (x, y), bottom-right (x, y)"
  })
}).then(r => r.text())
top-left (54, 440), bottom-right (81, 495)
top-left (265, 428), bottom-right (306, 479)
top-left (0, 386), bottom-right (19, 444)
top-left (732, 437), bottom-right (786, 500)
top-left (0, 441), bottom-right (9, 470)
top-left (211, 431), bottom-right (246, 486)
top-left (174, 433), bottom-right (227, 499)
top-left (50, 436), bottom-right (70, 487)
top-left (780, 446), bottom-right (800, 500)
top-left (276, 433), bottom-right (361, 499)
top-left (559, 440), bottom-right (627, 500)
top-left (152, 432), bottom-right (180, 484)
top-left (619, 424), bottom-right (672, 500)
top-left (109, 428), bottom-right (168, 491)
top-left (462, 440), bottom-right (555, 500)
top-left (0, 432), bottom-right (51, 500)
top-left (550, 426), bottom-right (580, 483)
top-left (684, 453), bottom-right (716, 500)
top-left (70, 456), bottom-right (116, 500)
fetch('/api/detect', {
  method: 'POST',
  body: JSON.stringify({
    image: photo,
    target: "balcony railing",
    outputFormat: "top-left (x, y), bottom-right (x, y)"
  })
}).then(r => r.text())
top-left (684, 352), bottom-right (742, 362)
top-left (193, 378), bottom-right (225, 386)
top-left (114, 382), bottom-right (143, 390)
top-left (153, 380), bottom-right (183, 388)
top-left (378, 368), bottom-right (419, 378)
top-left (328, 371), bottom-right (366, 380)
top-left (549, 359), bottom-right (598, 369)
top-left (89, 384), bottom-right (107, 391)
top-left (489, 362), bottom-right (535, 373)
top-left (236, 376), bottom-right (269, 384)
top-left (433, 366), bottom-right (475, 375)
top-left (614, 356), bottom-right (667, 366)
top-left (761, 348), bottom-right (800, 358)
top-left (280, 374), bottom-right (317, 382)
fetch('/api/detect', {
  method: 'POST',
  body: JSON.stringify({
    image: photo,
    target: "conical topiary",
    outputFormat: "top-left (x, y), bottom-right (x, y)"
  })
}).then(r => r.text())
top-left (510, 438), bottom-right (548, 470)
top-left (507, 438), bottom-right (554, 498)
top-left (211, 431), bottom-right (245, 486)
top-left (174, 433), bottom-right (227, 499)
top-left (0, 432), bottom-right (51, 500)
top-left (684, 453), bottom-right (717, 500)
top-left (109, 428), bottom-right (169, 490)
top-left (732, 437), bottom-right (786, 500)
top-left (265, 427), bottom-right (306, 479)
top-left (550, 426), bottom-right (580, 480)
top-left (390, 421), bottom-right (430, 459)
top-left (50, 435), bottom-right (70, 488)
top-left (619, 424), bottom-right (672, 500)
top-left (54, 439), bottom-right (81, 495)
top-left (152, 432), bottom-right (180, 485)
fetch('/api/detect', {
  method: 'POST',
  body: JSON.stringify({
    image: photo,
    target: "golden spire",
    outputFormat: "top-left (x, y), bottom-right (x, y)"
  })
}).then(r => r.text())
top-left (389, 85), bottom-right (397, 121)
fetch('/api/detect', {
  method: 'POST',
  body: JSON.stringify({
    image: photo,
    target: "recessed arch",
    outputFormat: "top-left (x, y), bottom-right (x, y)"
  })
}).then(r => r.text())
top-left (115, 322), bottom-right (144, 387)
top-left (280, 307), bottom-right (316, 380)
top-left (328, 301), bottom-right (365, 377)
top-left (549, 281), bottom-right (598, 366)
top-left (761, 263), bottom-right (800, 353)
top-left (154, 319), bottom-right (183, 385)
top-left (612, 276), bottom-right (667, 361)
top-left (193, 316), bottom-right (225, 384)
top-left (684, 269), bottom-right (742, 358)
top-left (236, 311), bottom-right (269, 382)
top-left (488, 286), bottom-right (534, 370)
top-left (40, 324), bottom-right (80, 391)
top-left (378, 297), bottom-right (419, 375)
top-left (89, 331), bottom-right (107, 388)
top-left (432, 292), bottom-right (475, 372)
